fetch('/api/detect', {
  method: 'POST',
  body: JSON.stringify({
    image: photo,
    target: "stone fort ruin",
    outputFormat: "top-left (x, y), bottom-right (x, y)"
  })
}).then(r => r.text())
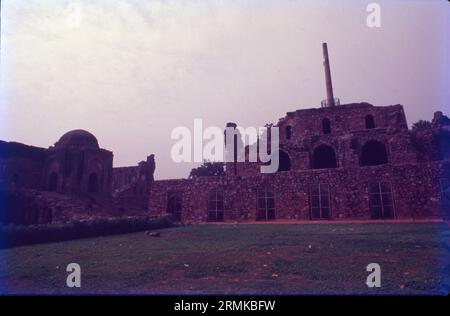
top-left (148, 43), bottom-right (450, 222)
top-left (1, 43), bottom-right (449, 224)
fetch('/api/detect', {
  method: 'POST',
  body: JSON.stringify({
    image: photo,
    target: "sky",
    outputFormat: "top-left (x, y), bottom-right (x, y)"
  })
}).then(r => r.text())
top-left (0, 0), bottom-right (448, 179)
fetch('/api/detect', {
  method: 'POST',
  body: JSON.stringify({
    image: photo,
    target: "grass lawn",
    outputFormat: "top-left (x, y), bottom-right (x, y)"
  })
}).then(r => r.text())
top-left (1, 222), bottom-right (450, 295)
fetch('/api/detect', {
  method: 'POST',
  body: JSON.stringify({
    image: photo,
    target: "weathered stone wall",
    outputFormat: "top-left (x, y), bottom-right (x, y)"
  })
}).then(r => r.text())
top-left (277, 103), bottom-right (408, 140)
top-left (0, 190), bottom-right (90, 225)
top-left (0, 141), bottom-right (46, 191)
top-left (149, 104), bottom-right (450, 222)
top-left (149, 161), bottom-right (449, 222)
top-left (2, 106), bottom-right (449, 225)
top-left (112, 155), bottom-right (155, 213)
top-left (112, 154), bottom-right (155, 196)
top-left (43, 147), bottom-right (113, 196)
top-left (0, 131), bottom-right (158, 225)
top-left (0, 188), bottom-right (155, 225)
top-left (225, 103), bottom-right (418, 178)
top-left (411, 111), bottom-right (450, 162)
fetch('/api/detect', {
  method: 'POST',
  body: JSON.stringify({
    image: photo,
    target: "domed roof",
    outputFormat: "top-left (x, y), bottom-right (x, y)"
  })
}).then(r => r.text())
top-left (55, 129), bottom-right (99, 149)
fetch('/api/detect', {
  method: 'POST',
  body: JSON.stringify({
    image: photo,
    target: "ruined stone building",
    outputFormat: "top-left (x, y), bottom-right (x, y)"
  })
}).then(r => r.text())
top-left (112, 154), bottom-right (155, 215)
top-left (148, 44), bottom-right (450, 222)
top-left (0, 130), bottom-right (154, 224)
top-left (1, 43), bottom-right (449, 225)
top-left (148, 104), bottom-right (450, 222)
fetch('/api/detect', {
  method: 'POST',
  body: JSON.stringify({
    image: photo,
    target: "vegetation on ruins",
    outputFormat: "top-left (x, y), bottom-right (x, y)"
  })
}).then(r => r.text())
top-left (189, 160), bottom-right (225, 178)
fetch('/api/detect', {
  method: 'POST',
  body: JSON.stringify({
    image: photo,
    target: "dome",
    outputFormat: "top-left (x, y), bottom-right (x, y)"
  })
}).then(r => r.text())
top-left (55, 129), bottom-right (99, 149)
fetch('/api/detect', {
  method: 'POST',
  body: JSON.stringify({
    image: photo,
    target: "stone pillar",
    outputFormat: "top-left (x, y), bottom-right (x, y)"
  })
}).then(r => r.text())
top-left (322, 42), bottom-right (335, 107)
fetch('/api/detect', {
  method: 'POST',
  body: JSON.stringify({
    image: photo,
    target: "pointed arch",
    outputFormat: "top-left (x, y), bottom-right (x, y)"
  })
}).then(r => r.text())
top-left (312, 144), bottom-right (337, 169)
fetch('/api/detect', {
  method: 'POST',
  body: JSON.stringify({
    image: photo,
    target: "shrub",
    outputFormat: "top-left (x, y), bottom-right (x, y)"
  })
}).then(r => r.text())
top-left (0, 216), bottom-right (174, 248)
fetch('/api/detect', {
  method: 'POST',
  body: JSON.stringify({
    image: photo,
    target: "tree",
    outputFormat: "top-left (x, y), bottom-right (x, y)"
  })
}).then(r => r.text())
top-left (412, 120), bottom-right (432, 132)
top-left (189, 160), bottom-right (225, 178)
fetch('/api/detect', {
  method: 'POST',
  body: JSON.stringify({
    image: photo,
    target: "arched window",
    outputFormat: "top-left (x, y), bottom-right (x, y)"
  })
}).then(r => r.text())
top-left (322, 118), bottom-right (331, 134)
top-left (312, 145), bottom-right (337, 169)
top-left (278, 150), bottom-right (291, 172)
top-left (48, 172), bottom-right (58, 192)
top-left (360, 140), bottom-right (388, 166)
top-left (261, 150), bottom-right (291, 172)
top-left (285, 126), bottom-right (292, 140)
top-left (88, 173), bottom-right (99, 193)
top-left (365, 115), bottom-right (375, 129)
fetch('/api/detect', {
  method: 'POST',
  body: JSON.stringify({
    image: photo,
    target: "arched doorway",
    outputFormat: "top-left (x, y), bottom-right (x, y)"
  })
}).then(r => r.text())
top-left (48, 172), bottom-right (58, 191)
top-left (312, 145), bottom-right (337, 169)
top-left (360, 140), bottom-right (388, 166)
top-left (167, 191), bottom-right (182, 221)
top-left (88, 173), bottom-right (99, 193)
top-left (277, 150), bottom-right (291, 172)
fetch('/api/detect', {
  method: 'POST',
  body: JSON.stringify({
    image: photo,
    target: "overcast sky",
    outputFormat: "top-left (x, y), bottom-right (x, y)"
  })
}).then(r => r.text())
top-left (0, 0), bottom-right (448, 179)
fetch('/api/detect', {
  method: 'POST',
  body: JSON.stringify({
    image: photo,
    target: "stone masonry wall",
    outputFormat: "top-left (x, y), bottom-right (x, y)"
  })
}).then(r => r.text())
top-left (149, 161), bottom-right (448, 222)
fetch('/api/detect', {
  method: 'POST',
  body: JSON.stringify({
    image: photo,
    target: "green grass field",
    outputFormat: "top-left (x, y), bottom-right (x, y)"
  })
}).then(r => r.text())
top-left (1, 222), bottom-right (450, 295)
